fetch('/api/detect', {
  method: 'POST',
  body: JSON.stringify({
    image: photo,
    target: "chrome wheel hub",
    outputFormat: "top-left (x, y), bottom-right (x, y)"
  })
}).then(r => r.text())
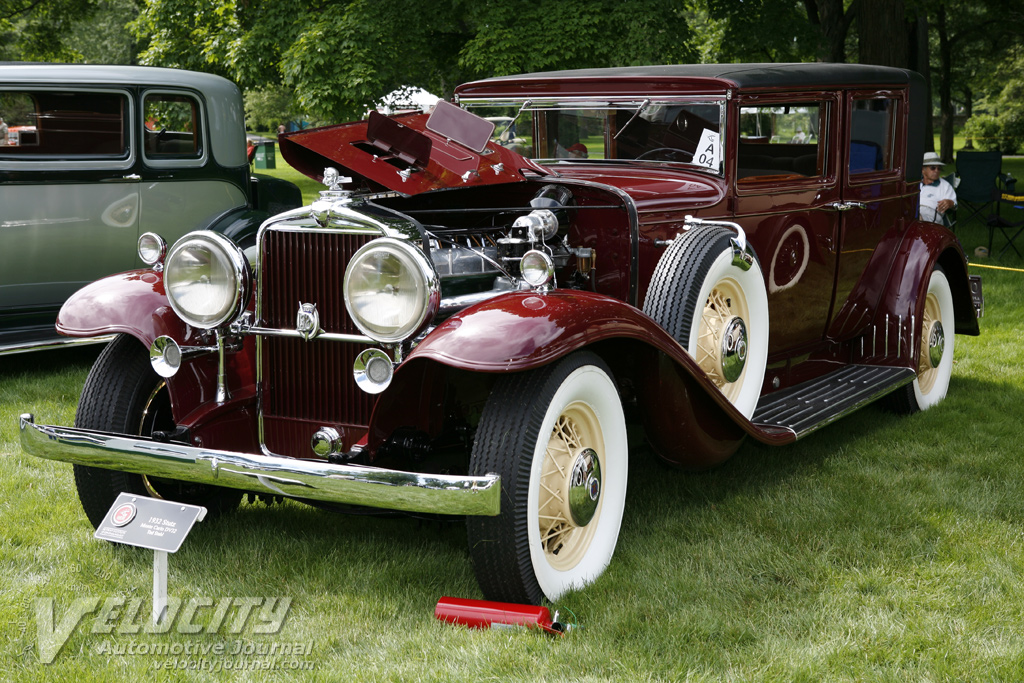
top-left (927, 320), bottom-right (944, 369)
top-left (719, 316), bottom-right (748, 383)
top-left (566, 447), bottom-right (601, 527)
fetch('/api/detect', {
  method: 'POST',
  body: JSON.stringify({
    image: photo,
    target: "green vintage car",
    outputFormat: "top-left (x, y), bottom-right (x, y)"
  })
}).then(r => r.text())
top-left (0, 63), bottom-right (301, 355)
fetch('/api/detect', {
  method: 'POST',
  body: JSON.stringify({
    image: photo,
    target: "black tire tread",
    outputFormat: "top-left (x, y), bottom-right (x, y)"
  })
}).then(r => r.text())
top-left (72, 334), bottom-right (240, 528)
top-left (643, 227), bottom-right (737, 347)
top-left (467, 351), bottom-right (611, 605)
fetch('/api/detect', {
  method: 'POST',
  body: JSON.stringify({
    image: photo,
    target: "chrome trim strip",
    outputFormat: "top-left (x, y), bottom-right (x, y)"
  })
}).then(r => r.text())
top-left (0, 335), bottom-right (114, 357)
top-left (460, 95), bottom-right (728, 108)
top-left (19, 414), bottom-right (501, 517)
top-left (246, 326), bottom-right (372, 344)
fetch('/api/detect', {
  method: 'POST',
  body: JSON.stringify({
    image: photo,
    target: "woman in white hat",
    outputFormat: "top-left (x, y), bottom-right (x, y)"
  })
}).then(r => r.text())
top-left (920, 151), bottom-right (957, 225)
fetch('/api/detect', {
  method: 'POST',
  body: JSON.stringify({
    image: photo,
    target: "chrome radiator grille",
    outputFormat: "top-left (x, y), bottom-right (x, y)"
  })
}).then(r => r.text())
top-left (258, 228), bottom-right (377, 455)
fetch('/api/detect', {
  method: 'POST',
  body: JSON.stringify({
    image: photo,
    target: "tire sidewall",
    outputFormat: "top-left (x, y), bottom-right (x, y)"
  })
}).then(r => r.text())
top-left (685, 249), bottom-right (769, 419)
top-left (526, 363), bottom-right (628, 601)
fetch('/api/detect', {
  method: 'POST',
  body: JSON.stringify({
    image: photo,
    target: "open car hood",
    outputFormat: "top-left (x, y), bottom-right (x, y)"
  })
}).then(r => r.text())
top-left (278, 105), bottom-right (551, 196)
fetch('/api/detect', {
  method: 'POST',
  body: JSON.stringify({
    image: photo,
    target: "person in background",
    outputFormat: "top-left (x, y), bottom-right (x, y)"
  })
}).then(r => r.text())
top-left (920, 151), bottom-right (956, 225)
top-left (568, 143), bottom-right (588, 159)
top-left (0, 117), bottom-right (7, 145)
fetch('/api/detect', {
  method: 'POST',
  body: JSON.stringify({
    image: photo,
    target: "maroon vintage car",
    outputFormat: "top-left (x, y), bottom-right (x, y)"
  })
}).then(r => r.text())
top-left (21, 63), bottom-right (982, 605)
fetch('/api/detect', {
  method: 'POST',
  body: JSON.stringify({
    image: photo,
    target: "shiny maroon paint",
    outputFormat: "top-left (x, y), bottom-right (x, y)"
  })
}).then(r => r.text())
top-left (57, 269), bottom-right (261, 452)
top-left (58, 65), bottom-right (981, 471)
top-left (279, 112), bottom-right (549, 196)
top-left (403, 289), bottom-right (796, 459)
top-left (57, 270), bottom-right (183, 344)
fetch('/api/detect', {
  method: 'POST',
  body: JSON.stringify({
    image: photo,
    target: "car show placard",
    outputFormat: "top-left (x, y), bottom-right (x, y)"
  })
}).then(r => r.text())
top-left (95, 493), bottom-right (206, 553)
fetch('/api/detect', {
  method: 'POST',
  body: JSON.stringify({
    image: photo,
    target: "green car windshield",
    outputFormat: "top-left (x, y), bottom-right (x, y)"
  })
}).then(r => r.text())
top-left (462, 98), bottom-right (725, 175)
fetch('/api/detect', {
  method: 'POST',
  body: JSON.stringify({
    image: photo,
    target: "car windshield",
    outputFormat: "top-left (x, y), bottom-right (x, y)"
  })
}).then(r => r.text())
top-left (462, 98), bottom-right (726, 175)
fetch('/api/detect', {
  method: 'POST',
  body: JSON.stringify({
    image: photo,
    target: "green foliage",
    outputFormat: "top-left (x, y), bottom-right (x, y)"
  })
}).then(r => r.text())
top-left (130, 0), bottom-right (698, 123)
top-left (459, 0), bottom-right (695, 77)
top-left (0, 0), bottom-right (96, 62)
top-left (699, 0), bottom-right (821, 62)
top-left (129, 0), bottom-right (239, 78)
top-left (69, 0), bottom-right (141, 64)
top-left (962, 54), bottom-right (1024, 154)
top-left (962, 114), bottom-right (1021, 154)
top-left (243, 85), bottom-right (299, 132)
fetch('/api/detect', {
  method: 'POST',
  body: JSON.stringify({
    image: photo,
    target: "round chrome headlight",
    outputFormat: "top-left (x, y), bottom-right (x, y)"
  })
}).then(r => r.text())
top-left (138, 232), bottom-right (166, 266)
top-left (521, 249), bottom-right (554, 288)
top-left (343, 238), bottom-right (440, 343)
top-left (164, 231), bottom-right (251, 329)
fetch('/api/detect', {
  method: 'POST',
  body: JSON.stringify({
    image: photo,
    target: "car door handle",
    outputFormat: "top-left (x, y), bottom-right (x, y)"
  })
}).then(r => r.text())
top-left (113, 174), bottom-right (142, 182)
top-left (824, 201), bottom-right (866, 211)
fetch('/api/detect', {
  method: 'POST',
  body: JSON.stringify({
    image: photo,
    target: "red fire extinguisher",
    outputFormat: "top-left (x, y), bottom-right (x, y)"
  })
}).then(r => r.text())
top-left (434, 597), bottom-right (570, 635)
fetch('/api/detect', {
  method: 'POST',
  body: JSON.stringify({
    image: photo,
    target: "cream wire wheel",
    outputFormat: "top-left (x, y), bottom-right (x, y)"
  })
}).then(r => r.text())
top-left (916, 288), bottom-right (944, 395)
top-left (644, 226), bottom-right (768, 419)
top-left (695, 277), bottom-right (753, 402)
top-left (536, 404), bottom-right (605, 571)
top-left (468, 352), bottom-right (627, 604)
top-left (888, 267), bottom-right (955, 414)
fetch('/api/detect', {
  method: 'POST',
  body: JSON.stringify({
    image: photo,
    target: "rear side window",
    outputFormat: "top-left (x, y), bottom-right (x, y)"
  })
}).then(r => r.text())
top-left (737, 103), bottom-right (826, 183)
top-left (849, 98), bottom-right (897, 174)
top-left (143, 93), bottom-right (201, 158)
top-left (0, 90), bottom-right (127, 158)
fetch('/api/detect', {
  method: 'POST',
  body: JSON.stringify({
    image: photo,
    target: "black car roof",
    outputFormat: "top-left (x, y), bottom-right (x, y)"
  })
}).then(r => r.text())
top-left (461, 63), bottom-right (918, 91)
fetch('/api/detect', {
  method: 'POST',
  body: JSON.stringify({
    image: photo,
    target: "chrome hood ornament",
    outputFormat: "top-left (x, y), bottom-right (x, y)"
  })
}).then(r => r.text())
top-left (311, 167), bottom-right (353, 227)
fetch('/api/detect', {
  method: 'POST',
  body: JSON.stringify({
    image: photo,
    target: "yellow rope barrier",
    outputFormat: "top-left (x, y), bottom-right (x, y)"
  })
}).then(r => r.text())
top-left (969, 262), bottom-right (1024, 273)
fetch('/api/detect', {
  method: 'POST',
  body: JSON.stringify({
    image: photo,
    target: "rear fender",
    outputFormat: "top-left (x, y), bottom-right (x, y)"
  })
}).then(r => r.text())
top-left (869, 222), bottom-right (978, 366)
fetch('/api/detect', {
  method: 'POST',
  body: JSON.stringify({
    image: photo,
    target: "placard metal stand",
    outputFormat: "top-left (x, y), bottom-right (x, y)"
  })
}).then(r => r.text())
top-left (94, 493), bottom-right (207, 625)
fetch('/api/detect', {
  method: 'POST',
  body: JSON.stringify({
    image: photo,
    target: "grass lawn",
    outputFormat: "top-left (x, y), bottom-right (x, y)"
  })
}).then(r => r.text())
top-left (2, 168), bottom-right (1024, 680)
top-left (253, 144), bottom-right (323, 205)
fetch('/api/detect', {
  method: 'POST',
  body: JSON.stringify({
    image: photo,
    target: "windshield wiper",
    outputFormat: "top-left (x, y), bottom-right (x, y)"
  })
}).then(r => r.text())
top-left (613, 99), bottom-right (651, 140)
top-left (497, 99), bottom-right (532, 142)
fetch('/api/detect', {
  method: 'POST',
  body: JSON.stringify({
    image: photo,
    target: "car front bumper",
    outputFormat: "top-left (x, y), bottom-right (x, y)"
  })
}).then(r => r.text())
top-left (19, 414), bottom-right (500, 517)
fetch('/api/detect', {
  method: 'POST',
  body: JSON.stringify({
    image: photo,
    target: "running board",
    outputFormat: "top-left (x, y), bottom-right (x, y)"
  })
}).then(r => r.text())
top-left (752, 365), bottom-right (915, 440)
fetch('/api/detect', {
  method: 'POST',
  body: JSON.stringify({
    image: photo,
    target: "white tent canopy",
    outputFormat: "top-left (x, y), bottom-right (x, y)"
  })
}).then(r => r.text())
top-left (373, 87), bottom-right (439, 115)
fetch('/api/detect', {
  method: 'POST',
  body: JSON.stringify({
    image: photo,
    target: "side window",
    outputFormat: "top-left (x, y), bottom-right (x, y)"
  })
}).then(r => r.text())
top-left (737, 103), bottom-right (825, 183)
top-left (144, 93), bottom-right (201, 158)
top-left (849, 98), bottom-right (896, 175)
top-left (0, 90), bottom-right (127, 158)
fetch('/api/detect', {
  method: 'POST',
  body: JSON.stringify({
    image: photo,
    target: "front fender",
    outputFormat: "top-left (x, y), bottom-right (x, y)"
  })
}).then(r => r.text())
top-left (57, 269), bottom-right (259, 446)
top-left (410, 290), bottom-right (685, 372)
top-left (391, 290), bottom-right (763, 465)
top-left (56, 269), bottom-right (189, 346)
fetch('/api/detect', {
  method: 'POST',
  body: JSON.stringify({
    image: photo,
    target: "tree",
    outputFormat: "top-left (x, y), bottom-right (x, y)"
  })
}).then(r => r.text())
top-left (244, 84), bottom-right (300, 132)
top-left (695, 0), bottom-right (821, 63)
top-left (70, 0), bottom-right (141, 64)
top-left (132, 0), bottom-right (695, 123)
top-left (0, 0), bottom-right (96, 62)
top-left (927, 0), bottom-right (1024, 161)
top-left (804, 0), bottom-right (858, 63)
top-left (962, 53), bottom-right (1024, 154)
top-left (857, 0), bottom-right (908, 67)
